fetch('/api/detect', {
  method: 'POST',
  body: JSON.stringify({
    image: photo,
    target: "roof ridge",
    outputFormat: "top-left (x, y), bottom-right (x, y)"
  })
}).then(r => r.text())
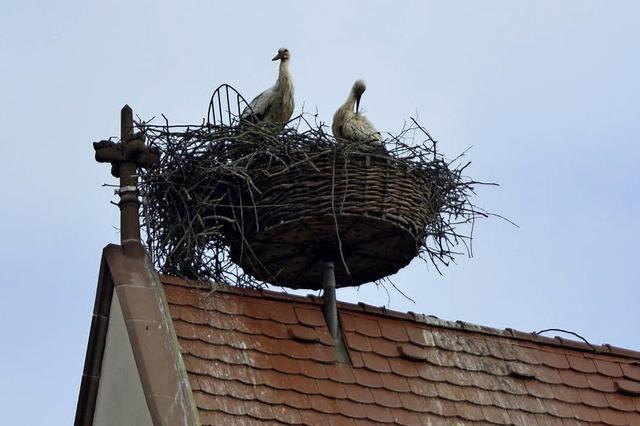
top-left (159, 275), bottom-right (640, 361)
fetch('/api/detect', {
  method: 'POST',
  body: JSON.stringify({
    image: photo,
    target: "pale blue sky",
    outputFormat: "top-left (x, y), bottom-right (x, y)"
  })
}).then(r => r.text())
top-left (1, 1), bottom-right (639, 424)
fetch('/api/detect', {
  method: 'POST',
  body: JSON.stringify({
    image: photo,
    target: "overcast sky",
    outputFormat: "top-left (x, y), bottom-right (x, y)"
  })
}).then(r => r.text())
top-left (1, 1), bottom-right (639, 424)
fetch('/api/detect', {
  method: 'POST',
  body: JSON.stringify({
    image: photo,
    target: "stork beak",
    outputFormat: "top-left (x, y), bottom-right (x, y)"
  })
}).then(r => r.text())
top-left (355, 94), bottom-right (361, 113)
top-left (272, 53), bottom-right (281, 61)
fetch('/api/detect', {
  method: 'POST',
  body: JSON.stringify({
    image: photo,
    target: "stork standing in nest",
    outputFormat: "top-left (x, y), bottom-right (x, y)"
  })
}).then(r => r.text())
top-left (332, 80), bottom-right (383, 146)
top-left (241, 48), bottom-right (294, 130)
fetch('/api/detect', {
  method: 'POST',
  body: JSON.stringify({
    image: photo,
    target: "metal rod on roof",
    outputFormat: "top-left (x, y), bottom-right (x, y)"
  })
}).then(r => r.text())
top-left (322, 261), bottom-right (339, 340)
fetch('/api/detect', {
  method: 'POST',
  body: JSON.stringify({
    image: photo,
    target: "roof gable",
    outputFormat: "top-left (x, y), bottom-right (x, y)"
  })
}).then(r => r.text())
top-left (75, 244), bottom-right (200, 426)
top-left (162, 276), bottom-right (640, 425)
top-left (93, 292), bottom-right (153, 425)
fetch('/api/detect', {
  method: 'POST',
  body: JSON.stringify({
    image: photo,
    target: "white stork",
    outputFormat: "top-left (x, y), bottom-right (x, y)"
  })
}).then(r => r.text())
top-left (241, 47), bottom-right (294, 130)
top-left (332, 80), bottom-right (383, 145)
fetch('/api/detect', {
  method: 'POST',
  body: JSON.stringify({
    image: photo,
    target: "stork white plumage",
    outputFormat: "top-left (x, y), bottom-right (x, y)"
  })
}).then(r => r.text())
top-left (332, 80), bottom-right (383, 145)
top-left (241, 47), bottom-right (294, 130)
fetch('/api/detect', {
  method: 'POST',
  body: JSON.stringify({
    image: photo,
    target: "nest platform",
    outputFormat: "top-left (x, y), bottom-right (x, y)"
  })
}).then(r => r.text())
top-left (138, 86), bottom-right (485, 290)
top-left (229, 149), bottom-right (431, 289)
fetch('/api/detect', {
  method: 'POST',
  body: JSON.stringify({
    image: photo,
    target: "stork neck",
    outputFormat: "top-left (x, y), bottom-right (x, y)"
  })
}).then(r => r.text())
top-left (342, 90), bottom-right (357, 113)
top-left (276, 59), bottom-right (292, 89)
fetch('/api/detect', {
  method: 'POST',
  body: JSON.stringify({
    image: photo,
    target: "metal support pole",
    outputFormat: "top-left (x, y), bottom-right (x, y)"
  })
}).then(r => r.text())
top-left (321, 260), bottom-right (350, 363)
top-left (322, 261), bottom-right (338, 340)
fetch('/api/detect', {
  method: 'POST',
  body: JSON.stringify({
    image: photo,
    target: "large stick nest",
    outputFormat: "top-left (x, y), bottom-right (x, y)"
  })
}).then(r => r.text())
top-left (136, 106), bottom-right (491, 290)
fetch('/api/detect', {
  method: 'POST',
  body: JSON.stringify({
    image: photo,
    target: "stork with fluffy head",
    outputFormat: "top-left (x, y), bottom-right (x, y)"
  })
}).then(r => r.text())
top-left (241, 48), bottom-right (294, 130)
top-left (332, 80), bottom-right (383, 146)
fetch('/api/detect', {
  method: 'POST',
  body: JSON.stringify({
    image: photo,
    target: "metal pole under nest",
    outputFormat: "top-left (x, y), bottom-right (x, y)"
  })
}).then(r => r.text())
top-left (322, 261), bottom-right (338, 339)
top-left (321, 261), bottom-right (349, 363)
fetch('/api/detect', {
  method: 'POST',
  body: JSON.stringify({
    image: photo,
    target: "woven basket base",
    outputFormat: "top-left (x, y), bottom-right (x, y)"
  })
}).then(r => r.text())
top-left (230, 213), bottom-right (418, 289)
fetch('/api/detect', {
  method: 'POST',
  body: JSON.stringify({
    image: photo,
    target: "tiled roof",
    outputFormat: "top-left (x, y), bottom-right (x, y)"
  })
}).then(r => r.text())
top-left (162, 276), bottom-right (640, 425)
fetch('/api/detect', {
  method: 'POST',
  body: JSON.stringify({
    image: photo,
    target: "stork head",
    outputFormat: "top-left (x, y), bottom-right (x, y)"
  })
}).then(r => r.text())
top-left (272, 47), bottom-right (291, 61)
top-left (352, 80), bottom-right (367, 112)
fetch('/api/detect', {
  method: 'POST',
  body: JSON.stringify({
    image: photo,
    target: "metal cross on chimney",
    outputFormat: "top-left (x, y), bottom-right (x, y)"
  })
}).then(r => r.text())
top-left (93, 105), bottom-right (159, 249)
